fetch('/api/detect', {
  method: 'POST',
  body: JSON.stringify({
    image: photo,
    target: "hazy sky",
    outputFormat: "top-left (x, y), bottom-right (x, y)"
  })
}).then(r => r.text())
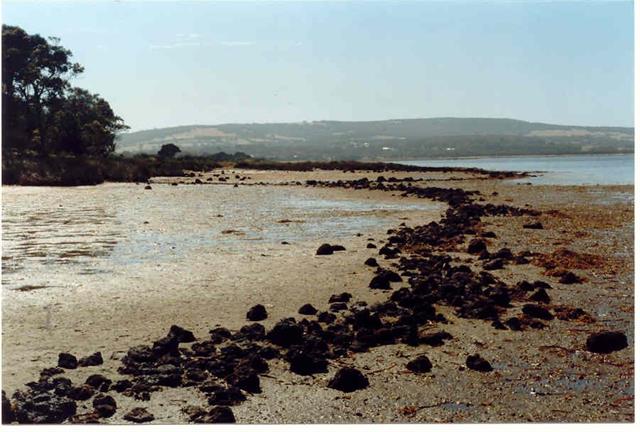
top-left (2, 0), bottom-right (634, 131)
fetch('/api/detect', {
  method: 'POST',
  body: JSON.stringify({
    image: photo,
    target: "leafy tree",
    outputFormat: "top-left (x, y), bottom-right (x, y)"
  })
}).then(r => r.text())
top-left (2, 25), bottom-right (127, 156)
top-left (157, 143), bottom-right (181, 159)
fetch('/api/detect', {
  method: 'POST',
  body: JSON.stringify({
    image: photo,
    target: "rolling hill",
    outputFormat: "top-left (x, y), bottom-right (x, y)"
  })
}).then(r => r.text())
top-left (116, 118), bottom-right (634, 160)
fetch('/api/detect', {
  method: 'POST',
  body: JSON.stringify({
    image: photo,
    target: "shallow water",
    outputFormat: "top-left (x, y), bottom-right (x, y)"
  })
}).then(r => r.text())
top-left (396, 154), bottom-right (634, 185)
top-left (1, 183), bottom-right (436, 292)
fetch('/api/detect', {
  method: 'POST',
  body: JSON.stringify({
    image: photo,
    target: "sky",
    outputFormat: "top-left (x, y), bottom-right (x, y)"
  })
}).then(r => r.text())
top-left (1, 0), bottom-right (634, 131)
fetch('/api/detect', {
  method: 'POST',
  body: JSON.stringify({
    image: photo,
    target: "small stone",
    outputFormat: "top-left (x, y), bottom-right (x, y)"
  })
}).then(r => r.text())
top-left (522, 304), bottom-right (554, 320)
top-left (529, 288), bottom-right (551, 304)
top-left (124, 407), bottom-right (154, 423)
top-left (57, 353), bottom-right (78, 369)
top-left (298, 304), bottom-right (318, 315)
top-left (466, 354), bottom-right (493, 372)
top-left (364, 257), bottom-right (378, 267)
top-left (523, 221), bottom-right (543, 229)
top-left (482, 259), bottom-right (504, 271)
top-left (246, 304), bottom-right (268, 321)
top-left (327, 367), bottom-right (369, 392)
top-left (329, 292), bottom-right (352, 303)
top-left (316, 244), bottom-right (334, 255)
top-left (78, 352), bottom-right (103, 367)
top-left (467, 238), bottom-right (487, 254)
top-left (586, 331), bottom-right (628, 354)
top-left (406, 356), bottom-right (432, 373)
top-left (558, 271), bottom-right (581, 284)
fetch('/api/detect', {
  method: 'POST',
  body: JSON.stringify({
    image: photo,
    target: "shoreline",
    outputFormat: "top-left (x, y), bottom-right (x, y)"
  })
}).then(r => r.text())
top-left (2, 168), bottom-right (634, 423)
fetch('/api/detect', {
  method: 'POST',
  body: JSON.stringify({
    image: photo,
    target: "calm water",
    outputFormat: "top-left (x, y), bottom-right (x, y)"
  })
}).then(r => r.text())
top-left (1, 184), bottom-right (437, 292)
top-left (397, 154), bottom-right (634, 185)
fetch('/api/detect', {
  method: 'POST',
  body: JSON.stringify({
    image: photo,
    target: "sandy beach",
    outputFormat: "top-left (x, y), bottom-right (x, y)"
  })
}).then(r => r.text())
top-left (1, 168), bottom-right (634, 423)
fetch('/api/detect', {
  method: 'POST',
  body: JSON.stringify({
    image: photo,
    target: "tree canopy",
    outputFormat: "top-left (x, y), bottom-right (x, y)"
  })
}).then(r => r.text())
top-left (2, 25), bottom-right (128, 156)
top-left (157, 143), bottom-right (181, 159)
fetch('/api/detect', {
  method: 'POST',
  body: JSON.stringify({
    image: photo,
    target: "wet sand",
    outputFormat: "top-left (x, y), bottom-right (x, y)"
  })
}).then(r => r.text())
top-left (1, 168), bottom-right (634, 423)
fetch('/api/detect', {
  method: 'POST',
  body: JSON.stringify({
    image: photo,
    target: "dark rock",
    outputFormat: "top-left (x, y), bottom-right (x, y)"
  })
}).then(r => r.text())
top-left (85, 374), bottom-right (111, 392)
top-left (482, 258), bottom-right (504, 271)
top-left (124, 407), bottom-right (154, 423)
top-left (205, 385), bottom-right (246, 406)
top-left (78, 352), bottom-right (103, 367)
top-left (516, 281), bottom-right (534, 292)
top-left (298, 304), bottom-right (318, 315)
top-left (266, 319), bottom-right (303, 347)
top-left (369, 275), bottom-right (390, 290)
top-left (226, 366), bottom-right (260, 393)
top-left (522, 304), bottom-right (554, 320)
top-left (558, 271), bottom-right (582, 284)
top-left (505, 317), bottom-right (523, 331)
top-left (317, 312), bottom-right (337, 324)
top-left (327, 367), bottom-right (369, 392)
top-left (466, 354), bottom-right (493, 372)
top-left (494, 248), bottom-right (513, 260)
top-left (529, 288), bottom-right (551, 304)
top-left (366, 243), bottom-right (377, 249)
top-left (316, 243), bottom-right (334, 255)
top-left (406, 355), bottom-right (433, 373)
top-left (586, 331), bottom-right (628, 354)
top-left (68, 385), bottom-right (94, 401)
top-left (329, 302), bottom-right (348, 312)
top-left (523, 221), bottom-right (543, 229)
top-left (69, 412), bottom-right (101, 424)
top-left (419, 330), bottom-right (453, 347)
top-left (191, 340), bottom-right (217, 356)
top-left (205, 406), bottom-right (236, 423)
top-left (40, 367), bottom-right (64, 378)
top-left (57, 353), bottom-right (78, 369)
top-left (533, 280), bottom-right (552, 290)
top-left (144, 185), bottom-right (152, 190)
top-left (2, 391), bottom-right (14, 424)
top-left (112, 380), bottom-right (133, 393)
top-left (481, 231), bottom-right (497, 238)
top-left (93, 394), bottom-right (117, 418)
top-left (209, 327), bottom-right (232, 343)
top-left (331, 245), bottom-right (346, 252)
top-left (236, 323), bottom-right (266, 341)
top-left (246, 304), bottom-right (268, 321)
top-left (168, 325), bottom-right (196, 342)
top-left (467, 238), bottom-right (487, 254)
top-left (287, 350), bottom-right (328, 375)
top-left (364, 257), bottom-right (378, 267)
top-left (329, 292), bottom-right (352, 303)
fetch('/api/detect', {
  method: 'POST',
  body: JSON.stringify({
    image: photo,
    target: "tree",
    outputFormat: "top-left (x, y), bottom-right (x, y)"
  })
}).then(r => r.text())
top-left (2, 25), bottom-right (127, 156)
top-left (157, 143), bottom-right (181, 159)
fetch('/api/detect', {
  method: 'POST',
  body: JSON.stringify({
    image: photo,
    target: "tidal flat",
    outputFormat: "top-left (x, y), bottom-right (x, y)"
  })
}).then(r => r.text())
top-left (1, 167), bottom-right (633, 423)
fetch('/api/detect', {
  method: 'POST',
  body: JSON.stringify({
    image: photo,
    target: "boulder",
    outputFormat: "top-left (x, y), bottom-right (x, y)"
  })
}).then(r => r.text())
top-left (78, 352), bottom-right (103, 367)
top-left (327, 367), bottom-right (369, 392)
top-left (316, 244), bottom-right (334, 255)
top-left (246, 304), bottom-right (268, 321)
top-left (586, 331), bottom-right (628, 354)
top-left (57, 353), bottom-right (78, 369)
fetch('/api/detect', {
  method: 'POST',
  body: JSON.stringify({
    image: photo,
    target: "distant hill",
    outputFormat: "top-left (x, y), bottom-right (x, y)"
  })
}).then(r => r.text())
top-left (116, 117), bottom-right (634, 160)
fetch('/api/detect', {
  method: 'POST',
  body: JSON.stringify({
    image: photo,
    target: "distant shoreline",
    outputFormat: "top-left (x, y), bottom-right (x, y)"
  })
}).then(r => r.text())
top-left (385, 151), bottom-right (634, 162)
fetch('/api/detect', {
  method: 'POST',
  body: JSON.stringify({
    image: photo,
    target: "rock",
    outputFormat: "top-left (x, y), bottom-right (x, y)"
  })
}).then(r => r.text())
top-left (168, 325), bottom-right (196, 342)
top-left (529, 288), bottom-right (551, 304)
top-left (558, 271), bottom-right (581, 284)
top-left (482, 259), bottom-right (504, 271)
top-left (329, 302), bottom-right (348, 312)
top-left (40, 367), bottom-right (64, 378)
top-left (69, 412), bottom-right (101, 424)
top-left (364, 257), bottom-right (378, 267)
top-left (246, 304), bottom-right (268, 321)
top-left (236, 323), bottom-right (266, 341)
top-left (467, 238), bottom-right (487, 254)
top-left (68, 385), bottom-right (94, 401)
top-left (209, 327), bottom-right (232, 343)
top-left (466, 354), bottom-right (493, 372)
top-left (369, 275), bottom-right (390, 290)
top-left (78, 352), bottom-right (103, 367)
top-left (366, 243), bottom-right (377, 249)
top-left (522, 304), bottom-right (554, 320)
top-left (406, 356), bottom-right (433, 373)
top-left (317, 312), bottom-right (336, 324)
top-left (586, 331), bottom-right (628, 354)
top-left (316, 244), bottom-right (334, 255)
top-left (523, 221), bottom-right (543, 229)
top-left (144, 185), bottom-right (152, 190)
top-left (329, 292), bottom-right (352, 303)
top-left (298, 304), bottom-right (318, 315)
top-left (331, 245), bottom-right (346, 252)
top-left (418, 330), bottom-right (453, 347)
top-left (327, 367), bottom-right (369, 392)
top-left (85, 374), bottom-right (111, 392)
top-left (112, 380), bottom-right (133, 393)
top-left (93, 394), bottom-right (116, 418)
top-left (266, 319), bottom-right (303, 347)
top-left (226, 366), bottom-right (260, 393)
top-left (124, 407), bottom-right (154, 423)
top-left (505, 317), bottom-right (523, 331)
top-left (57, 353), bottom-right (78, 369)
top-left (2, 391), bottom-right (15, 424)
top-left (205, 406), bottom-right (236, 423)
top-left (287, 350), bottom-right (328, 375)
top-left (481, 231), bottom-right (497, 238)
top-left (204, 385), bottom-right (246, 406)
